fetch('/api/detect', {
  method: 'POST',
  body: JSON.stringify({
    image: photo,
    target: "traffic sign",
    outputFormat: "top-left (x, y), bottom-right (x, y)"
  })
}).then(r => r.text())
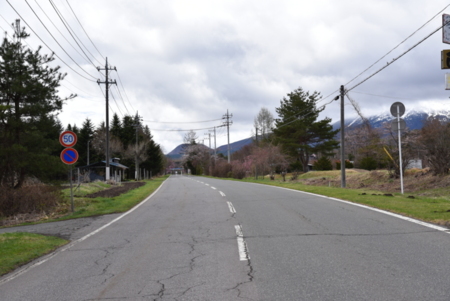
top-left (390, 102), bottom-right (405, 117)
top-left (443, 14), bottom-right (450, 44)
top-left (391, 118), bottom-right (406, 132)
top-left (59, 131), bottom-right (77, 148)
top-left (60, 148), bottom-right (79, 165)
top-left (442, 50), bottom-right (450, 69)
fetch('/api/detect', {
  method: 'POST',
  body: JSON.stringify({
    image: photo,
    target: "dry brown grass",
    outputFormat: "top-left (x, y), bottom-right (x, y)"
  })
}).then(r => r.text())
top-left (0, 186), bottom-right (63, 224)
top-left (292, 168), bottom-right (450, 197)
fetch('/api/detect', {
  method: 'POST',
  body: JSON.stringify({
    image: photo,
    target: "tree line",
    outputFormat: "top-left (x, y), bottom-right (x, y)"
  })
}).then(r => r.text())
top-left (0, 24), bottom-right (164, 189)
top-left (66, 113), bottom-right (165, 180)
top-left (182, 86), bottom-right (450, 179)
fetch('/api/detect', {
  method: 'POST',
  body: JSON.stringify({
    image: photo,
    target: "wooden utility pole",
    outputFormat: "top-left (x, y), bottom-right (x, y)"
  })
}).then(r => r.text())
top-left (97, 58), bottom-right (116, 181)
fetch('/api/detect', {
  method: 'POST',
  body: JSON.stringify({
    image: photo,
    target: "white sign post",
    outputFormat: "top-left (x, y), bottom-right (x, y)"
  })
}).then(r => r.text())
top-left (390, 102), bottom-right (405, 194)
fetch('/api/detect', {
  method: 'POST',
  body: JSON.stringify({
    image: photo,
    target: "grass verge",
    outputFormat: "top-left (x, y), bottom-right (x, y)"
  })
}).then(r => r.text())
top-left (0, 232), bottom-right (68, 276)
top-left (206, 175), bottom-right (450, 227)
top-left (59, 176), bottom-right (168, 220)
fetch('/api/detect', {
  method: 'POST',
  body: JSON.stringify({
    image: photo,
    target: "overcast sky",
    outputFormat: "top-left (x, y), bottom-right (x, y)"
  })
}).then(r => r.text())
top-left (2, 0), bottom-right (450, 153)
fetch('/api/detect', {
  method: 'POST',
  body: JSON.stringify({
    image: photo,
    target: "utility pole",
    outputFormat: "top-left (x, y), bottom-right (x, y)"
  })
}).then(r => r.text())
top-left (255, 127), bottom-right (259, 180)
top-left (223, 110), bottom-right (233, 163)
top-left (97, 57), bottom-right (116, 181)
top-left (209, 127), bottom-right (217, 161)
top-left (204, 132), bottom-right (211, 149)
top-left (134, 112), bottom-right (143, 180)
top-left (340, 85), bottom-right (346, 188)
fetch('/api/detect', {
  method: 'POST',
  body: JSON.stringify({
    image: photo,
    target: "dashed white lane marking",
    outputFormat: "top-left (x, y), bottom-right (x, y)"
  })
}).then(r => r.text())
top-left (219, 191), bottom-right (226, 197)
top-left (205, 183), bottom-right (210, 186)
top-left (211, 186), bottom-right (216, 190)
top-left (235, 225), bottom-right (250, 261)
top-left (227, 202), bottom-right (236, 214)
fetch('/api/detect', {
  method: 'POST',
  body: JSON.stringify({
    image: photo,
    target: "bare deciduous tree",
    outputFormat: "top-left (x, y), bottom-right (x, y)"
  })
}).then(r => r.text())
top-left (254, 107), bottom-right (274, 138)
top-left (419, 117), bottom-right (450, 175)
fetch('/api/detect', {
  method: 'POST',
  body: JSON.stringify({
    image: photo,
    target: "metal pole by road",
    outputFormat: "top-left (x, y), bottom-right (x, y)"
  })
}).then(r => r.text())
top-left (397, 105), bottom-right (404, 194)
top-left (70, 165), bottom-right (74, 213)
top-left (340, 85), bottom-right (346, 188)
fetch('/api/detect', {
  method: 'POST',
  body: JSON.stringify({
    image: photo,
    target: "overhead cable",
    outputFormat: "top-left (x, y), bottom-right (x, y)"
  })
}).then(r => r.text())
top-left (347, 22), bottom-right (447, 92)
top-left (143, 118), bottom-right (223, 124)
top-left (25, 0), bottom-right (99, 76)
top-left (48, 0), bottom-right (102, 67)
top-left (65, 0), bottom-right (105, 60)
top-left (116, 71), bottom-right (135, 112)
top-left (6, 0), bottom-right (97, 82)
top-left (344, 3), bottom-right (450, 88)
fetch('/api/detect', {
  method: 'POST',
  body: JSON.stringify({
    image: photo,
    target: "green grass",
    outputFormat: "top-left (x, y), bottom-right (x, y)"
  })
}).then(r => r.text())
top-left (0, 232), bottom-right (68, 276)
top-left (0, 176), bottom-right (168, 276)
top-left (59, 176), bottom-right (168, 220)
top-left (203, 175), bottom-right (450, 226)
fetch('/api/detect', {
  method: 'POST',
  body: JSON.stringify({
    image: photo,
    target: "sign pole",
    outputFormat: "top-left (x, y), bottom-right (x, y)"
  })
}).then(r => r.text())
top-left (70, 165), bottom-right (74, 212)
top-left (397, 105), bottom-right (404, 194)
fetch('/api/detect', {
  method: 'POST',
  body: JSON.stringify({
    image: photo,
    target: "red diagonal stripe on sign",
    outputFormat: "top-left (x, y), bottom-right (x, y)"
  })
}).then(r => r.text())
top-left (64, 150), bottom-right (75, 161)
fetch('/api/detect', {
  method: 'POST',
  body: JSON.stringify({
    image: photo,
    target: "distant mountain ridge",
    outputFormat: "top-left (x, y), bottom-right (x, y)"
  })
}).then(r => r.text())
top-left (334, 108), bottom-right (450, 130)
top-left (166, 109), bottom-right (450, 160)
top-left (165, 137), bottom-right (254, 159)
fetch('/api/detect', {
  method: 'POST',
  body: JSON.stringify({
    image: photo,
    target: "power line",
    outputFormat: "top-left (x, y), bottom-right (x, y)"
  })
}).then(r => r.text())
top-left (351, 91), bottom-right (416, 101)
top-left (31, 0), bottom-right (91, 66)
top-left (112, 84), bottom-right (130, 115)
top-left (48, 0), bottom-right (102, 67)
top-left (110, 89), bottom-right (124, 116)
top-left (149, 125), bottom-right (223, 132)
top-left (347, 22), bottom-right (446, 92)
top-left (274, 96), bottom-right (339, 130)
top-left (344, 3), bottom-right (450, 88)
top-left (65, 0), bottom-right (105, 60)
top-left (143, 118), bottom-right (223, 124)
top-left (6, 0), bottom-right (97, 82)
top-left (116, 71), bottom-right (135, 112)
top-left (24, 0), bottom-right (99, 77)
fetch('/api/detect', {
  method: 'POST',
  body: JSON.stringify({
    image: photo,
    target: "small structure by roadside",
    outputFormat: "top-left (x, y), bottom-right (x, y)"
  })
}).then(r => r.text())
top-left (77, 158), bottom-right (129, 182)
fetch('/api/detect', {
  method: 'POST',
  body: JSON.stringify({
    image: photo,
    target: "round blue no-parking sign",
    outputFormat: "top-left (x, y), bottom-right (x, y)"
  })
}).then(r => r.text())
top-left (60, 148), bottom-right (79, 165)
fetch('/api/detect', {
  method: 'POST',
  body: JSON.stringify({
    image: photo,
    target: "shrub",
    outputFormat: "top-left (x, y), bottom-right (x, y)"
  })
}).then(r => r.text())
top-left (230, 161), bottom-right (246, 179)
top-left (0, 185), bottom-right (62, 217)
top-left (336, 160), bottom-right (354, 170)
top-left (212, 159), bottom-right (232, 178)
top-left (359, 157), bottom-right (378, 171)
top-left (313, 157), bottom-right (333, 171)
top-left (289, 161), bottom-right (303, 172)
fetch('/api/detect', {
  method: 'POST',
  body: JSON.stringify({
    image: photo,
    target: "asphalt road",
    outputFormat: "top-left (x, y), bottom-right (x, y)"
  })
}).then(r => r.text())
top-left (1, 175), bottom-right (450, 300)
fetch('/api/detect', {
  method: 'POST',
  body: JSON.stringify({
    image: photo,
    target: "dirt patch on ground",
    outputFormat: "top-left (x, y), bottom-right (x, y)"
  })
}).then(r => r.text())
top-left (85, 181), bottom-right (145, 198)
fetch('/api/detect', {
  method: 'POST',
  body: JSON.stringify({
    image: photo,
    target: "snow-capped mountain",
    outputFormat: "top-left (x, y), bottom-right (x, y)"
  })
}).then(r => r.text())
top-left (334, 108), bottom-right (450, 130)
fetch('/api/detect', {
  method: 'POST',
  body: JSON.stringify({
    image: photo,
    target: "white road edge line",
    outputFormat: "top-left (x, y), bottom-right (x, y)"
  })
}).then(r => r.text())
top-left (219, 191), bottom-right (226, 197)
top-left (235, 225), bottom-right (250, 261)
top-left (0, 180), bottom-right (167, 286)
top-left (227, 201), bottom-right (237, 214)
top-left (259, 184), bottom-right (450, 233)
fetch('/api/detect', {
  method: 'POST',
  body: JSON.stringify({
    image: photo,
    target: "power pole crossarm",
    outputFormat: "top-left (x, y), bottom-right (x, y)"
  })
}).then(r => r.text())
top-left (97, 57), bottom-right (117, 181)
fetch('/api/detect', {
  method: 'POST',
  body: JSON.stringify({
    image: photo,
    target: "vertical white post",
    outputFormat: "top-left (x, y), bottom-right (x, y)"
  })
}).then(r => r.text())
top-left (397, 105), bottom-right (404, 194)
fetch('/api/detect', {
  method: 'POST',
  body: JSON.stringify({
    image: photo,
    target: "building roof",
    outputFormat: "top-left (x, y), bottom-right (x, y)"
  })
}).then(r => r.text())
top-left (78, 160), bottom-right (129, 170)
